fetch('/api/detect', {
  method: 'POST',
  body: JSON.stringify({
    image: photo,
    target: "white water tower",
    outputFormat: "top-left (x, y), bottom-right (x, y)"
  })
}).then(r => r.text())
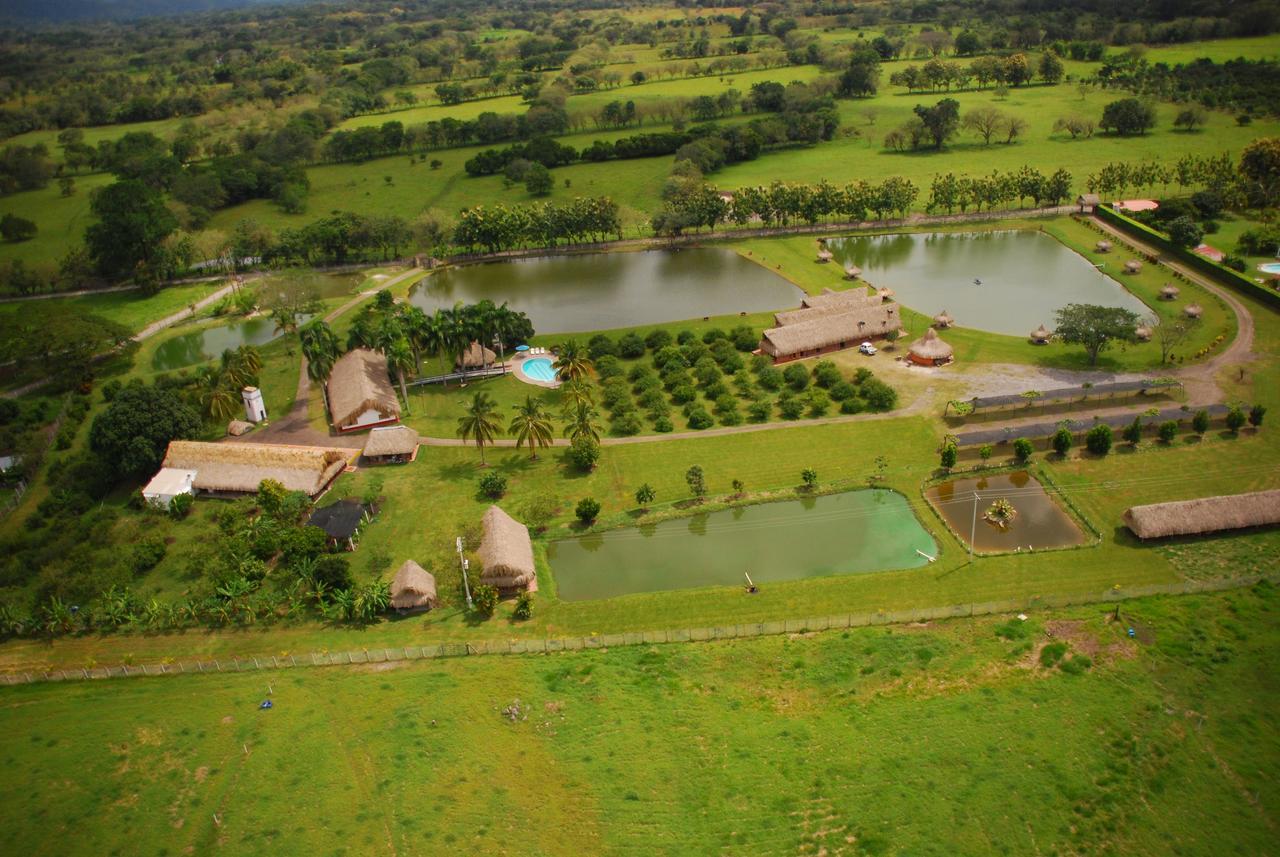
top-left (243, 386), bottom-right (267, 423)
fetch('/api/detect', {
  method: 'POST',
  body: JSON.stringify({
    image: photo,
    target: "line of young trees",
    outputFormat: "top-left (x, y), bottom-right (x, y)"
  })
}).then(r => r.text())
top-left (888, 51), bottom-right (1063, 93)
top-left (928, 167), bottom-right (1074, 213)
top-left (451, 197), bottom-right (622, 253)
top-left (1084, 152), bottom-right (1237, 198)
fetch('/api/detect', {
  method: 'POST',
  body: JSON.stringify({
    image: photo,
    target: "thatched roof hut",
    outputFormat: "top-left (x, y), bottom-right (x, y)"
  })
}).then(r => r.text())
top-left (1095, 240), bottom-right (1112, 252)
top-left (1134, 325), bottom-right (1153, 341)
top-left (816, 249), bottom-right (834, 263)
top-left (456, 340), bottom-right (497, 370)
top-left (877, 287), bottom-right (895, 301)
top-left (161, 441), bottom-right (350, 497)
top-left (362, 425), bottom-right (419, 463)
top-left (328, 348), bottom-right (400, 432)
top-left (1077, 193), bottom-right (1101, 211)
top-left (1183, 303), bottom-right (1203, 319)
top-left (843, 264), bottom-right (862, 280)
top-left (1123, 260), bottom-right (1142, 274)
top-left (908, 328), bottom-right (954, 366)
top-left (774, 294), bottom-right (885, 328)
top-left (1029, 324), bottom-right (1051, 344)
top-left (227, 419), bottom-right (254, 437)
top-left (1160, 284), bottom-right (1181, 300)
top-left (478, 505), bottom-right (536, 592)
top-left (932, 309), bottom-right (955, 329)
top-left (761, 305), bottom-right (898, 361)
top-left (390, 560), bottom-right (437, 612)
top-left (799, 288), bottom-right (880, 311)
top-left (1123, 489), bottom-right (1280, 539)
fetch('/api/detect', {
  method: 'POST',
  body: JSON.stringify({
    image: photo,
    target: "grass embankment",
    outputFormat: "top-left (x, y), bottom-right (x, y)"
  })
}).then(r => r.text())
top-left (0, 280), bottom-right (224, 335)
top-left (0, 586), bottom-right (1275, 856)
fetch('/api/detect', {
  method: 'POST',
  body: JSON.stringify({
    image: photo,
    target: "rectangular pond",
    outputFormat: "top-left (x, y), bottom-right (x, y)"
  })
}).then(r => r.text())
top-left (924, 470), bottom-right (1087, 554)
top-left (827, 230), bottom-right (1152, 337)
top-left (408, 248), bottom-right (804, 334)
top-left (546, 489), bottom-right (937, 601)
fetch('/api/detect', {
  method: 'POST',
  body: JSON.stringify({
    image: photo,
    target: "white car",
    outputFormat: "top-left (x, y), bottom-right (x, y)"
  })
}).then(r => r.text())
top-left (858, 342), bottom-right (877, 355)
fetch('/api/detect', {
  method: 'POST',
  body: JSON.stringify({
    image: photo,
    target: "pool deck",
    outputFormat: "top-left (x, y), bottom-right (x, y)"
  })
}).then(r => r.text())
top-left (513, 354), bottom-right (561, 389)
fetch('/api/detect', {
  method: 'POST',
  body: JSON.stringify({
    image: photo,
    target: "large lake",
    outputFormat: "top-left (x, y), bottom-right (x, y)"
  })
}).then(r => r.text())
top-left (547, 490), bottom-right (937, 601)
top-left (827, 230), bottom-right (1152, 336)
top-left (408, 249), bottom-right (804, 334)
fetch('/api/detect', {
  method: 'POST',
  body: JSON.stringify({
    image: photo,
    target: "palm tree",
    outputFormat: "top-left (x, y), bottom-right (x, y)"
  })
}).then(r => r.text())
top-left (198, 367), bottom-right (239, 421)
top-left (299, 320), bottom-right (340, 418)
top-left (563, 400), bottom-right (602, 444)
top-left (509, 395), bottom-right (555, 459)
top-left (399, 305), bottom-right (430, 373)
top-left (560, 379), bottom-right (596, 412)
top-left (553, 338), bottom-right (593, 382)
top-left (385, 338), bottom-right (414, 407)
top-left (457, 391), bottom-right (502, 465)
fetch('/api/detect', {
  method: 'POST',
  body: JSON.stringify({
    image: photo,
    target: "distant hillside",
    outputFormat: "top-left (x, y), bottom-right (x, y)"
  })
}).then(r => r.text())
top-left (1, 0), bottom-right (304, 22)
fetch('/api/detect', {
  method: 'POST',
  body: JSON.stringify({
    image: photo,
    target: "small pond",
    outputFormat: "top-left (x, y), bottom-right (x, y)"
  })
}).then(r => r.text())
top-left (408, 248), bottom-right (804, 334)
top-left (152, 314), bottom-right (311, 371)
top-left (547, 489), bottom-right (937, 601)
top-left (827, 230), bottom-right (1152, 337)
top-left (924, 470), bottom-right (1087, 553)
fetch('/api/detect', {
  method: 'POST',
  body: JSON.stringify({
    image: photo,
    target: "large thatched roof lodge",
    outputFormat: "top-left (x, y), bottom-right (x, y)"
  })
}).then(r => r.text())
top-left (478, 505), bottom-right (537, 593)
top-left (390, 560), bottom-right (438, 613)
top-left (1123, 489), bottom-right (1280, 539)
top-left (158, 441), bottom-right (352, 498)
top-left (760, 289), bottom-right (900, 363)
top-left (327, 348), bottom-right (401, 433)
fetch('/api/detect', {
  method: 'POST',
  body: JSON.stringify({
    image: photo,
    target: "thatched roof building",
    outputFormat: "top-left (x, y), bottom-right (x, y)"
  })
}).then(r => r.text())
top-left (1160, 284), bottom-right (1181, 300)
top-left (1123, 489), bottom-right (1280, 539)
top-left (161, 441), bottom-right (351, 497)
top-left (816, 249), bottom-right (834, 263)
top-left (362, 425), bottom-right (419, 463)
top-left (799, 288), bottom-right (881, 311)
top-left (1095, 240), bottom-right (1112, 252)
top-left (390, 560), bottom-right (437, 612)
top-left (932, 310), bottom-right (955, 329)
top-left (1077, 193), bottom-right (1101, 211)
top-left (1124, 260), bottom-right (1142, 274)
top-left (1183, 303), bottom-right (1203, 319)
top-left (478, 505), bottom-right (536, 592)
top-left (328, 348), bottom-right (400, 433)
top-left (1134, 325), bottom-right (1153, 341)
top-left (908, 328), bottom-right (954, 366)
top-left (761, 304), bottom-right (899, 362)
top-left (843, 264), bottom-right (862, 280)
top-left (456, 340), bottom-right (497, 370)
top-left (877, 287), bottom-right (895, 301)
top-left (1029, 324), bottom-right (1051, 344)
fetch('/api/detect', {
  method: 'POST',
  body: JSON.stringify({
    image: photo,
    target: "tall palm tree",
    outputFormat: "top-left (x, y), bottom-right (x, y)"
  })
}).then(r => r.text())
top-left (198, 367), bottom-right (239, 421)
top-left (218, 348), bottom-right (254, 389)
top-left (509, 395), bottom-right (554, 459)
top-left (299, 320), bottom-right (340, 418)
top-left (441, 306), bottom-right (473, 383)
top-left (563, 400), bottom-right (602, 444)
top-left (232, 344), bottom-right (263, 376)
top-left (385, 338), bottom-right (414, 407)
top-left (457, 391), bottom-right (502, 465)
top-left (553, 338), bottom-right (594, 383)
top-left (399, 305), bottom-right (430, 374)
top-left (560, 379), bottom-right (596, 412)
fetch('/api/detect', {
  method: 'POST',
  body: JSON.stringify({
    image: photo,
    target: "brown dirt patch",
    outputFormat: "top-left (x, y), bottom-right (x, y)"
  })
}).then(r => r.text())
top-left (220, 716), bottom-right (233, 725)
top-left (193, 766), bottom-right (210, 784)
top-left (351, 660), bottom-right (407, 673)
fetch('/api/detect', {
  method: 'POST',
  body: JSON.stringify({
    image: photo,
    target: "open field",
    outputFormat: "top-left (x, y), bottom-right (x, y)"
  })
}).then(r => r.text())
top-left (0, 586), bottom-right (1275, 856)
top-left (0, 280), bottom-right (224, 334)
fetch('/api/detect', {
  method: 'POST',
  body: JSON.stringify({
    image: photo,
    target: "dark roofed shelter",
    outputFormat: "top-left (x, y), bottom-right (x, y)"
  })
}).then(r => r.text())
top-left (307, 498), bottom-right (367, 551)
top-left (1123, 489), bottom-right (1280, 539)
top-left (390, 560), bottom-right (437, 613)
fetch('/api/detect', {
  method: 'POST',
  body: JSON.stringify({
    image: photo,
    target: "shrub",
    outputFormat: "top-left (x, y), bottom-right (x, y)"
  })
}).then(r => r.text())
top-left (676, 329), bottom-right (697, 345)
top-left (718, 409), bottom-right (742, 426)
top-left (662, 368), bottom-right (691, 390)
top-left (612, 412), bottom-right (642, 436)
top-left (595, 355), bottom-right (623, 380)
top-left (653, 416), bottom-right (674, 432)
top-left (478, 471), bottom-right (507, 499)
top-left (1085, 423), bottom-right (1113, 455)
top-left (521, 493), bottom-right (561, 533)
top-left (1013, 437), bottom-right (1034, 462)
top-left (829, 381), bottom-right (857, 402)
top-left (652, 345), bottom-right (686, 370)
top-left (101, 379), bottom-right (123, 402)
top-left (670, 384), bottom-right (697, 404)
top-left (778, 395), bottom-right (804, 420)
top-left (940, 442), bottom-right (958, 469)
top-left (839, 397), bottom-right (864, 415)
top-left (701, 328), bottom-right (728, 344)
top-left (1249, 404), bottom-right (1266, 428)
top-left (687, 408), bottom-right (714, 429)
top-left (749, 354), bottom-right (771, 373)
top-left (807, 389), bottom-right (830, 417)
top-left (1225, 406), bottom-right (1246, 433)
top-left (637, 388), bottom-right (667, 410)
top-left (471, 584), bottom-right (499, 617)
top-left (568, 436), bottom-right (600, 471)
top-left (645, 329), bottom-right (672, 350)
top-left (680, 340), bottom-right (709, 365)
top-left (629, 363), bottom-right (655, 383)
top-left (978, 444), bottom-right (993, 463)
top-left (633, 373), bottom-right (663, 394)
top-left (130, 536), bottom-right (167, 575)
top-left (685, 464), bottom-right (707, 498)
top-left (634, 482), bottom-right (656, 507)
top-left (618, 332), bottom-right (646, 358)
top-left (588, 334), bottom-right (619, 360)
top-left (168, 492), bottom-right (193, 520)
top-left (812, 361), bottom-right (843, 388)
top-left (747, 400), bottom-right (773, 422)
top-left (756, 366), bottom-right (784, 391)
top-left (512, 591), bottom-right (534, 620)
top-left (1192, 409), bottom-right (1210, 435)
top-left (575, 497), bottom-right (602, 523)
top-left (1039, 641), bottom-right (1068, 667)
top-left (715, 350), bottom-right (744, 374)
top-left (860, 379), bottom-right (897, 411)
top-left (1058, 654), bottom-right (1092, 675)
top-left (703, 380), bottom-right (730, 401)
top-left (730, 325), bottom-right (758, 351)
top-left (853, 367), bottom-right (873, 385)
top-left (1051, 427), bottom-right (1073, 456)
top-left (994, 618), bottom-right (1031, 640)
top-left (1158, 420), bottom-right (1178, 443)
top-left (783, 363), bottom-right (810, 390)
top-left (801, 468), bottom-right (818, 489)
top-left (1123, 415), bottom-right (1144, 444)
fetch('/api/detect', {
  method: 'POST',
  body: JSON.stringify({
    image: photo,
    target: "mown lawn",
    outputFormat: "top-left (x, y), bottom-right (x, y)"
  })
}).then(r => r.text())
top-left (0, 280), bottom-right (224, 334)
top-left (0, 586), bottom-right (1275, 856)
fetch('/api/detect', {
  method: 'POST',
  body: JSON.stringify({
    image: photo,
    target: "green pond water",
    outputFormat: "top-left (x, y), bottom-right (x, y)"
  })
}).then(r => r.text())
top-left (150, 272), bottom-right (360, 371)
top-left (547, 489), bottom-right (937, 601)
top-left (828, 230), bottom-right (1152, 336)
top-left (408, 248), bottom-right (803, 334)
top-left (924, 471), bottom-right (1087, 553)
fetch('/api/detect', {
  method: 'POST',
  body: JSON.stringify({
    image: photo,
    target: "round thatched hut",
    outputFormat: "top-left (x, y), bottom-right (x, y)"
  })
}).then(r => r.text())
top-left (816, 249), bottom-right (834, 263)
top-left (478, 505), bottom-right (537, 593)
top-left (1095, 240), bottom-right (1112, 253)
top-left (932, 310), bottom-right (955, 329)
top-left (877, 287), bottom-right (895, 302)
top-left (1029, 324), bottom-right (1051, 345)
top-left (390, 561), bottom-right (437, 613)
top-left (843, 264), bottom-right (862, 280)
top-left (1124, 260), bottom-right (1143, 274)
top-left (456, 340), bottom-right (497, 370)
top-left (908, 328), bottom-right (954, 366)
top-left (1134, 325), bottom-right (1153, 341)
top-left (1183, 303), bottom-right (1203, 319)
top-left (1159, 284), bottom-right (1180, 300)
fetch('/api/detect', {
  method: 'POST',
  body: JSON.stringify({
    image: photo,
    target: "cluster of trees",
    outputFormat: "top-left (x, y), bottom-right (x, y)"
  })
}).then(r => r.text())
top-left (452, 197), bottom-right (622, 253)
top-left (928, 166), bottom-right (1074, 213)
top-left (1096, 54), bottom-right (1280, 118)
top-left (888, 51), bottom-right (1062, 93)
top-left (0, 305), bottom-right (133, 386)
top-left (1084, 151), bottom-right (1237, 198)
top-left (883, 97), bottom-right (1031, 152)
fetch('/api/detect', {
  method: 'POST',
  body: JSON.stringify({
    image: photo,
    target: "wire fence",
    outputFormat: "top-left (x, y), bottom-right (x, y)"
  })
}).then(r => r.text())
top-left (2, 575), bottom-right (1266, 687)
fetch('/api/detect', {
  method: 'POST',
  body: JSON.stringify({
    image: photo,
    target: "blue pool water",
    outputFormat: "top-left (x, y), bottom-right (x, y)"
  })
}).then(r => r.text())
top-left (1260, 262), bottom-right (1280, 275)
top-left (521, 357), bottom-right (558, 382)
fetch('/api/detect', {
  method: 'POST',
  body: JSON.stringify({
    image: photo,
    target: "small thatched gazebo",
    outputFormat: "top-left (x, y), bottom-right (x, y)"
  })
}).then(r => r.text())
top-left (1160, 284), bottom-right (1181, 300)
top-left (456, 340), bottom-right (497, 370)
top-left (1095, 240), bottom-right (1112, 253)
top-left (932, 310), bottom-right (955, 329)
top-left (1029, 324), bottom-right (1051, 345)
top-left (908, 328), bottom-right (954, 366)
top-left (478, 505), bottom-right (537, 593)
top-left (877, 287), bottom-right (895, 302)
top-left (1123, 260), bottom-right (1143, 274)
top-left (390, 560), bottom-right (437, 613)
top-left (362, 425), bottom-right (419, 464)
top-left (1134, 325), bottom-right (1153, 341)
top-left (1077, 193), bottom-right (1101, 212)
top-left (816, 249), bottom-right (834, 263)
top-left (843, 264), bottom-right (862, 280)
top-left (1183, 303), bottom-right (1203, 319)
top-left (1123, 489), bottom-right (1280, 539)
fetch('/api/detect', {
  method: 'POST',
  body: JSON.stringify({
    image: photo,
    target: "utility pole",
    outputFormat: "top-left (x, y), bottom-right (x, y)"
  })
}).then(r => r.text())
top-left (456, 536), bottom-right (473, 609)
top-left (969, 490), bottom-right (978, 565)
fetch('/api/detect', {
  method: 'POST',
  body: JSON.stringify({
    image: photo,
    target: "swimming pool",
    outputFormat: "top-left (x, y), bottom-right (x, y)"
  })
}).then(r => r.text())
top-left (520, 357), bottom-right (558, 383)
top-left (1259, 262), bottom-right (1280, 275)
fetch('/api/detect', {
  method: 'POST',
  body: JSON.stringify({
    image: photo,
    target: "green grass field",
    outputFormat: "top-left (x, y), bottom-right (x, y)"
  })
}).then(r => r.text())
top-left (0, 280), bottom-right (223, 334)
top-left (0, 586), bottom-right (1274, 856)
